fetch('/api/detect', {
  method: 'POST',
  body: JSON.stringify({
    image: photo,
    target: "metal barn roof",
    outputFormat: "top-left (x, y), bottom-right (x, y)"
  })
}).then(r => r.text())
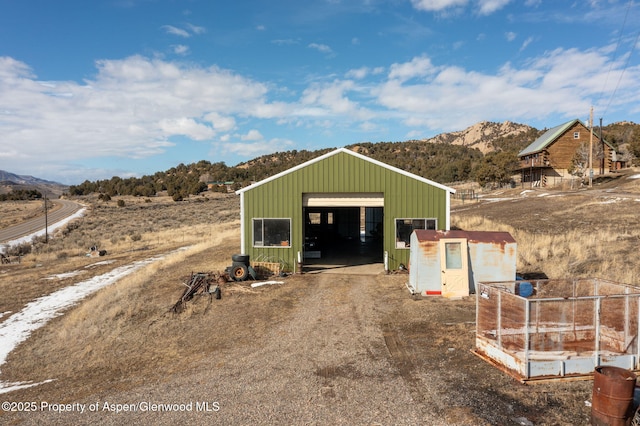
top-left (236, 147), bottom-right (456, 195)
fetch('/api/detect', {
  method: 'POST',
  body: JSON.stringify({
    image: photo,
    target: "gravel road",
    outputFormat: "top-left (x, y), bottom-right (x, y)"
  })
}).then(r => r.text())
top-left (4, 267), bottom-right (592, 425)
top-left (11, 269), bottom-right (455, 425)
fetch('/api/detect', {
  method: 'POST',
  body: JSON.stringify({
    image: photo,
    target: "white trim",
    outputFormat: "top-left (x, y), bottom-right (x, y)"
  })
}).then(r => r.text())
top-left (446, 191), bottom-right (451, 230)
top-left (235, 147), bottom-right (456, 195)
top-left (239, 192), bottom-right (245, 253)
top-left (303, 192), bottom-right (384, 207)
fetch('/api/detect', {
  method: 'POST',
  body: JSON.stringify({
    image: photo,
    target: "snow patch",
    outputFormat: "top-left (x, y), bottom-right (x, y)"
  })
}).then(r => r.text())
top-left (42, 270), bottom-right (86, 280)
top-left (600, 197), bottom-right (627, 204)
top-left (0, 379), bottom-right (55, 395)
top-left (629, 174), bottom-right (640, 179)
top-left (85, 260), bottom-right (116, 268)
top-left (0, 207), bottom-right (86, 254)
top-left (251, 281), bottom-right (285, 288)
top-left (0, 246), bottom-right (190, 394)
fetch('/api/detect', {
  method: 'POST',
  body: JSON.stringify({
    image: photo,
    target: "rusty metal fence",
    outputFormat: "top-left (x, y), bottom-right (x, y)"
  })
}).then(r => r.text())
top-left (475, 279), bottom-right (640, 382)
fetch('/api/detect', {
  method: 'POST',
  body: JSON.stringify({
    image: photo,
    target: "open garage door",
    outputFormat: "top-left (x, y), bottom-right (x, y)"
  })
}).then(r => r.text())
top-left (303, 193), bottom-right (384, 271)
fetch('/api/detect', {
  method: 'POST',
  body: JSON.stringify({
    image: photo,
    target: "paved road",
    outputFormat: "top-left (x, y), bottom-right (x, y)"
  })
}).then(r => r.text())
top-left (0, 199), bottom-right (84, 243)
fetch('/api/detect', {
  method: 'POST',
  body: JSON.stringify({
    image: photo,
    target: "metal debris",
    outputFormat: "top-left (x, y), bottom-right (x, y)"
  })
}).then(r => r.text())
top-left (171, 271), bottom-right (229, 313)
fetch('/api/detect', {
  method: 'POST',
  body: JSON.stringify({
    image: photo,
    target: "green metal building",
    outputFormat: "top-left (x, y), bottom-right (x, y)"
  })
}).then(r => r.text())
top-left (236, 148), bottom-right (455, 273)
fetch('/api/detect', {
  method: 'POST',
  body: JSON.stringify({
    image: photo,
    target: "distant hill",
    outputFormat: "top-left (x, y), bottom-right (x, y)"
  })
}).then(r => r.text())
top-left (420, 121), bottom-right (535, 154)
top-left (0, 171), bottom-right (67, 197)
top-left (61, 120), bottom-right (640, 198)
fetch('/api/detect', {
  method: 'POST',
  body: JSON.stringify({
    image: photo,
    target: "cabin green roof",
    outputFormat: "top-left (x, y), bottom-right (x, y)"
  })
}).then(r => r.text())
top-left (518, 118), bottom-right (614, 157)
top-left (518, 119), bottom-right (581, 157)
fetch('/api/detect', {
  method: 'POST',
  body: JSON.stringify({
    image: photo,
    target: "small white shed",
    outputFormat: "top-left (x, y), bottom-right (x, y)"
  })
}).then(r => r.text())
top-left (407, 230), bottom-right (517, 298)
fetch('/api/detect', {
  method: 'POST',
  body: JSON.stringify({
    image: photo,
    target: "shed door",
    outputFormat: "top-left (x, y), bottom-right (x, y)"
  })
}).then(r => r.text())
top-left (439, 238), bottom-right (469, 298)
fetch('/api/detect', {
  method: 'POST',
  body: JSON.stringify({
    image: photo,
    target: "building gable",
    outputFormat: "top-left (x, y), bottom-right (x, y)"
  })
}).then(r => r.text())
top-left (235, 147), bottom-right (455, 273)
top-left (237, 147), bottom-right (456, 195)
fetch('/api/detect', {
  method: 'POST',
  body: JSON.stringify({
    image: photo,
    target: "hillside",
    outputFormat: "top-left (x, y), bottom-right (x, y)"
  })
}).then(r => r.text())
top-left (420, 120), bottom-right (534, 154)
top-left (7, 120), bottom-right (639, 200)
top-left (0, 171), bottom-right (67, 198)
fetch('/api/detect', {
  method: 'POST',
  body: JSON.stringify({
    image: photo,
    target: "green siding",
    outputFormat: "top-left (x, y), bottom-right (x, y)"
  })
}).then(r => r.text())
top-left (239, 150), bottom-right (450, 271)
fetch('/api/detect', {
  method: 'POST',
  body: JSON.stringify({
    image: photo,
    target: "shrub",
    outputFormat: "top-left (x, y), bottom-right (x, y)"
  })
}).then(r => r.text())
top-left (117, 199), bottom-right (126, 207)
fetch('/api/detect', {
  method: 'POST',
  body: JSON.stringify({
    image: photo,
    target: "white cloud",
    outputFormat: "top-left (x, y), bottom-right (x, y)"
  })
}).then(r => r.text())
top-left (410, 0), bottom-right (512, 14)
top-left (162, 25), bottom-right (190, 38)
top-left (477, 0), bottom-right (512, 15)
top-left (520, 36), bottom-right (534, 51)
top-left (300, 80), bottom-right (373, 119)
top-left (374, 47), bottom-right (640, 130)
top-left (272, 38), bottom-right (300, 46)
top-left (0, 55), bottom-right (273, 174)
top-left (162, 23), bottom-right (205, 38)
top-left (410, 0), bottom-right (467, 12)
top-left (346, 67), bottom-right (370, 79)
top-left (159, 117), bottom-right (215, 140)
top-left (172, 44), bottom-right (190, 55)
top-left (388, 56), bottom-right (436, 81)
top-left (224, 138), bottom-right (294, 158)
top-left (1, 40), bottom-right (639, 183)
top-left (241, 129), bottom-right (263, 141)
top-left (505, 31), bottom-right (516, 42)
top-left (205, 112), bottom-right (236, 132)
top-left (308, 43), bottom-right (333, 54)
top-left (185, 23), bottom-right (206, 35)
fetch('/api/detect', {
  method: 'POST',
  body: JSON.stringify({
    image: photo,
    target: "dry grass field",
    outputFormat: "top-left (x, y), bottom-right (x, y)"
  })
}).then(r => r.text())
top-left (0, 171), bottom-right (639, 425)
top-left (0, 200), bottom-right (54, 229)
top-left (451, 169), bottom-right (640, 283)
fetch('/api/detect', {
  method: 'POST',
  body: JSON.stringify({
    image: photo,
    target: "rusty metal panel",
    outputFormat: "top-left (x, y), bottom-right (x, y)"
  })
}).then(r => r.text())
top-left (413, 229), bottom-right (515, 244)
top-left (409, 230), bottom-right (517, 296)
top-left (408, 232), bottom-right (440, 295)
top-left (476, 279), bottom-right (640, 381)
top-left (467, 240), bottom-right (516, 293)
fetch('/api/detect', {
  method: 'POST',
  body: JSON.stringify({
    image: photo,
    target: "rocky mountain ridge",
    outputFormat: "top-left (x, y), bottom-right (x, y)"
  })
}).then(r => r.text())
top-left (421, 121), bottom-right (534, 154)
top-left (0, 171), bottom-right (67, 197)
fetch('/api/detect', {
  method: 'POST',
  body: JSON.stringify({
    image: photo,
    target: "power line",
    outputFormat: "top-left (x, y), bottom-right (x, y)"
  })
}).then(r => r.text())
top-left (598, 0), bottom-right (638, 119)
top-left (602, 29), bottom-right (640, 119)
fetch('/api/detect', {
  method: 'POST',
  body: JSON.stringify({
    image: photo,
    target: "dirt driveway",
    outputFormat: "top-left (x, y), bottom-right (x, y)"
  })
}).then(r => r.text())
top-left (4, 267), bottom-right (592, 425)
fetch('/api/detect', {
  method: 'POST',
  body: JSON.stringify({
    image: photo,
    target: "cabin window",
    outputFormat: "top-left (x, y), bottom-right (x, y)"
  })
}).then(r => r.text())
top-left (574, 132), bottom-right (580, 139)
top-left (253, 218), bottom-right (291, 247)
top-left (395, 218), bottom-right (437, 248)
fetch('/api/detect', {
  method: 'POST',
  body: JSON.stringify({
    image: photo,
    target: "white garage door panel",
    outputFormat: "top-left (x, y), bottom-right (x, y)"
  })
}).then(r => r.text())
top-left (303, 193), bottom-right (384, 207)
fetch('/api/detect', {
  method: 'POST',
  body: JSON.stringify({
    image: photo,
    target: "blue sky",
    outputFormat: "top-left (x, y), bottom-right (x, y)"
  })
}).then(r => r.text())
top-left (1, 0), bottom-right (639, 185)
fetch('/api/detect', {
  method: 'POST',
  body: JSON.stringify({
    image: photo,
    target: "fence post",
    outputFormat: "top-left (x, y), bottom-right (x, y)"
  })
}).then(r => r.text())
top-left (594, 297), bottom-right (601, 368)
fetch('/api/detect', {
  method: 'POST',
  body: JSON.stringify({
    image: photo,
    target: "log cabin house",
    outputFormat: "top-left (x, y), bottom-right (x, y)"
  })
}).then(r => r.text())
top-left (517, 119), bottom-right (616, 187)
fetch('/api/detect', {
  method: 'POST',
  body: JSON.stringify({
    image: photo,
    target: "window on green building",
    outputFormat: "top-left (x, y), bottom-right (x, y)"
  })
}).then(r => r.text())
top-left (253, 218), bottom-right (291, 247)
top-left (395, 218), bottom-right (437, 248)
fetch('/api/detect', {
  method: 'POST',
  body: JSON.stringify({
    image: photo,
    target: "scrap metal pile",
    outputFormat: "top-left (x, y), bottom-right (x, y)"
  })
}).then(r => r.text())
top-left (171, 271), bottom-right (228, 313)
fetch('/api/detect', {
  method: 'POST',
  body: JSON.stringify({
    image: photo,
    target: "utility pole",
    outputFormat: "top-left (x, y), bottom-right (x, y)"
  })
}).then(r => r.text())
top-left (600, 117), bottom-right (604, 174)
top-left (589, 106), bottom-right (594, 188)
top-left (44, 194), bottom-right (49, 243)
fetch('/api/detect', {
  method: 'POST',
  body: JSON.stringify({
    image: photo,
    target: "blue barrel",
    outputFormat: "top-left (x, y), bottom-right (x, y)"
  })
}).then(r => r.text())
top-left (517, 282), bottom-right (533, 297)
